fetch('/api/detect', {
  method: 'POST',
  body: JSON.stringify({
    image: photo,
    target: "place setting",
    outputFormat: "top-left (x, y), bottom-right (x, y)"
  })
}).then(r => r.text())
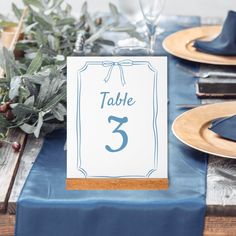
top-left (0, 0), bottom-right (236, 236)
top-left (173, 101), bottom-right (236, 159)
top-left (168, 10), bottom-right (236, 159)
top-left (163, 10), bottom-right (236, 65)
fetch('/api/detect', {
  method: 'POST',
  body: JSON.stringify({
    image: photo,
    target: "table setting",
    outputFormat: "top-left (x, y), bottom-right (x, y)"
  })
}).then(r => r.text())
top-left (0, 0), bottom-right (235, 236)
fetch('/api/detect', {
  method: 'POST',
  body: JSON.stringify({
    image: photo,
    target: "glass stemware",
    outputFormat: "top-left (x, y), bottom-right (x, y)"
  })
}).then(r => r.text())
top-left (117, 0), bottom-right (148, 49)
top-left (139, 0), bottom-right (165, 54)
top-left (118, 0), bottom-right (143, 23)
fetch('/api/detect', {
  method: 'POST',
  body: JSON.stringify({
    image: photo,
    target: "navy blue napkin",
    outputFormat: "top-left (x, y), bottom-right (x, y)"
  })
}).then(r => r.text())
top-left (209, 115), bottom-right (236, 141)
top-left (194, 11), bottom-right (236, 56)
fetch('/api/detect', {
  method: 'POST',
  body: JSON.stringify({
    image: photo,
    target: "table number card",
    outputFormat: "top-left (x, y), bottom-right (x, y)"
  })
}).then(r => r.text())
top-left (67, 57), bottom-right (168, 190)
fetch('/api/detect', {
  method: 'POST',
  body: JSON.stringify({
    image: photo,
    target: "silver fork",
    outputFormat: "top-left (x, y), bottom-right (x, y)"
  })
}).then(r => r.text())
top-left (177, 64), bottom-right (236, 78)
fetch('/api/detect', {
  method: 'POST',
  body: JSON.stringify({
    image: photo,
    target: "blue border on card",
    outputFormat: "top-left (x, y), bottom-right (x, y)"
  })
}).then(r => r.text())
top-left (76, 60), bottom-right (158, 178)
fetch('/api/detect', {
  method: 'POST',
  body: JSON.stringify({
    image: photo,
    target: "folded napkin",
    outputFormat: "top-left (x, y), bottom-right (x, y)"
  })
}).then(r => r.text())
top-left (209, 114), bottom-right (236, 141)
top-left (194, 11), bottom-right (236, 56)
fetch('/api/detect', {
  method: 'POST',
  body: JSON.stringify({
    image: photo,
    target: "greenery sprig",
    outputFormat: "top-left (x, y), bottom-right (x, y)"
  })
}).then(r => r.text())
top-left (0, 0), bottom-right (141, 141)
top-left (0, 47), bottom-right (66, 138)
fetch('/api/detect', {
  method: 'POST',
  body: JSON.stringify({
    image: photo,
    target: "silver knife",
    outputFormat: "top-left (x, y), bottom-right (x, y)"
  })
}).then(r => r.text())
top-left (177, 64), bottom-right (236, 78)
top-left (176, 104), bottom-right (206, 109)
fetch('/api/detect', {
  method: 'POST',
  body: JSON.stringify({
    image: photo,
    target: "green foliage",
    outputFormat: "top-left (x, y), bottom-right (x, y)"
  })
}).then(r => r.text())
top-left (15, 0), bottom-right (79, 66)
top-left (12, 3), bottom-right (22, 20)
top-left (26, 48), bottom-right (43, 75)
top-left (0, 47), bottom-right (66, 137)
top-left (0, 0), bottom-right (142, 138)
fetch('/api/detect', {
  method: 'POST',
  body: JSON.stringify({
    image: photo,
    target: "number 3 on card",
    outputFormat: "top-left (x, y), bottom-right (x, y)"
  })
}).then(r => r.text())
top-left (105, 116), bottom-right (128, 153)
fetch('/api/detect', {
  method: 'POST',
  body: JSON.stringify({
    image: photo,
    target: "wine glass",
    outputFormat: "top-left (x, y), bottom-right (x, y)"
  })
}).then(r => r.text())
top-left (139, 0), bottom-right (165, 54)
top-left (118, 0), bottom-right (143, 23)
top-left (117, 0), bottom-right (147, 48)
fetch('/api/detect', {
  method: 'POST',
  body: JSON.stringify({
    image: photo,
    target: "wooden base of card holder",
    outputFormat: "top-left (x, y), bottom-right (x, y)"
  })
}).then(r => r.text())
top-left (66, 178), bottom-right (168, 190)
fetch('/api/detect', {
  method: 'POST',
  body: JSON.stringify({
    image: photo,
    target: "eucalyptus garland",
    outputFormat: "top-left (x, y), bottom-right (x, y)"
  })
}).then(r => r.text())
top-left (0, 0), bottom-right (141, 144)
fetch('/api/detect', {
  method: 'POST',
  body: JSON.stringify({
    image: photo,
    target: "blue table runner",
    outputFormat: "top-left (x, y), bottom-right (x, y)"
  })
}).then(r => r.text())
top-left (15, 16), bottom-right (207, 236)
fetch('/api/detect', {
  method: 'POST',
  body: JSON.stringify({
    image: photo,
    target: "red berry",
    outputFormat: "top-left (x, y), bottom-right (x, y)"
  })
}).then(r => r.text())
top-left (4, 110), bottom-right (14, 120)
top-left (12, 142), bottom-right (21, 152)
top-left (0, 103), bottom-right (9, 113)
top-left (6, 101), bottom-right (11, 107)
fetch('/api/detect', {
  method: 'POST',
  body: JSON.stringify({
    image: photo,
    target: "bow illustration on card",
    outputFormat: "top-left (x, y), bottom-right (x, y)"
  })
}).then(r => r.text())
top-left (102, 60), bottom-right (134, 86)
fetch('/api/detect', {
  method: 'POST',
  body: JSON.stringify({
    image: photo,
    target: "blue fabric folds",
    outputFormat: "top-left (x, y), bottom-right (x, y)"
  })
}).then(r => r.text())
top-left (194, 11), bottom-right (236, 56)
top-left (209, 115), bottom-right (236, 141)
top-left (15, 16), bottom-right (207, 236)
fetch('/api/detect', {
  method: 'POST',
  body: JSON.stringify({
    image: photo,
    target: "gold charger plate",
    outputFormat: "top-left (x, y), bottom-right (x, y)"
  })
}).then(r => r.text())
top-left (163, 26), bottom-right (236, 65)
top-left (172, 101), bottom-right (236, 159)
